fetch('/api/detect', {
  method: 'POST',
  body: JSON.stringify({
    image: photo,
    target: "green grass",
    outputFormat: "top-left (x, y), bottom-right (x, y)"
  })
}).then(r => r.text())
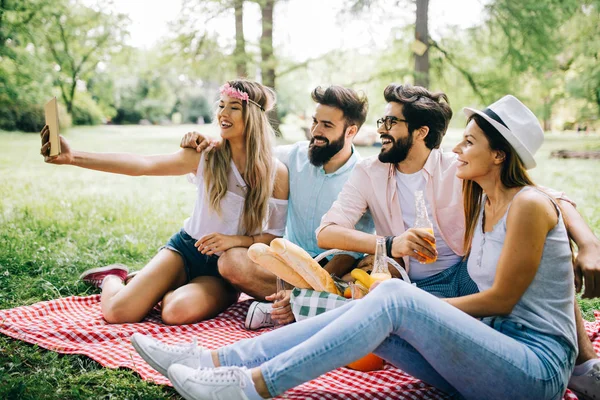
top-left (1, 125), bottom-right (599, 399)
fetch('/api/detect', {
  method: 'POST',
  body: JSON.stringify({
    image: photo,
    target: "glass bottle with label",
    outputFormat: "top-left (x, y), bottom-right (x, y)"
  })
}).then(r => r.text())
top-left (414, 190), bottom-right (437, 264)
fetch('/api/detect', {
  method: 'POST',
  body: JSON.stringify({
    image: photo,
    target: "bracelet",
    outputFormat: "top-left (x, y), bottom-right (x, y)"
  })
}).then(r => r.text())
top-left (385, 236), bottom-right (395, 258)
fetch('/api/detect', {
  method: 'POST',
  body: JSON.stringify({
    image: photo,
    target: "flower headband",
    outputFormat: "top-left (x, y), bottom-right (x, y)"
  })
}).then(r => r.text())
top-left (220, 83), bottom-right (265, 111)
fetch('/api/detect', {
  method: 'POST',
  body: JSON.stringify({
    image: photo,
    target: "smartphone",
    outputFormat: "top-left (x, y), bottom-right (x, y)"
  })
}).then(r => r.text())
top-left (44, 97), bottom-right (61, 156)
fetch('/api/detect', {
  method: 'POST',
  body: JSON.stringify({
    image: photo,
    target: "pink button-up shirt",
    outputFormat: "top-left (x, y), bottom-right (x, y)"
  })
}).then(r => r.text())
top-left (316, 148), bottom-right (571, 274)
top-left (317, 148), bottom-right (464, 272)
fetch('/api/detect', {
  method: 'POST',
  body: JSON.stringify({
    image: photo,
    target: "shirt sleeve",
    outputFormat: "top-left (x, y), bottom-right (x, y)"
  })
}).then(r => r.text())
top-left (316, 164), bottom-right (370, 236)
top-left (263, 198), bottom-right (288, 236)
top-left (274, 144), bottom-right (294, 168)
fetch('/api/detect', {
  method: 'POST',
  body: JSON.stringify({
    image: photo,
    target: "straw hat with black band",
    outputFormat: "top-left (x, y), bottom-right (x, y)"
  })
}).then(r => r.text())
top-left (463, 95), bottom-right (544, 170)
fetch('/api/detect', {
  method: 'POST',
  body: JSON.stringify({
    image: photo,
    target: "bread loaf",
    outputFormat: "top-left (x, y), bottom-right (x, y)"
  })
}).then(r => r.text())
top-left (270, 238), bottom-right (340, 295)
top-left (247, 243), bottom-right (312, 289)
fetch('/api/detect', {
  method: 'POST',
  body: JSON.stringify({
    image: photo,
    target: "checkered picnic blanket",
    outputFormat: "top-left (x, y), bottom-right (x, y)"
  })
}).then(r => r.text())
top-left (0, 295), bottom-right (593, 399)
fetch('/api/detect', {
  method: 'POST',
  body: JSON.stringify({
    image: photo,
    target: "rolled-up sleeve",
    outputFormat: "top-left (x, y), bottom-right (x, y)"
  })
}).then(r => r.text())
top-left (263, 198), bottom-right (288, 236)
top-left (316, 165), bottom-right (370, 237)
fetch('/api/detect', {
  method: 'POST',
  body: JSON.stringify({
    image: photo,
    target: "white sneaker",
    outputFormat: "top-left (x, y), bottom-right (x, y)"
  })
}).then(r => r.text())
top-left (131, 333), bottom-right (209, 377)
top-left (244, 302), bottom-right (274, 330)
top-left (168, 364), bottom-right (267, 400)
top-left (569, 361), bottom-right (600, 400)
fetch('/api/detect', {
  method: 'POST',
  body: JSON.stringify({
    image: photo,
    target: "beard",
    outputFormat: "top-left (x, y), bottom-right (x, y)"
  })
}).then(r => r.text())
top-left (308, 132), bottom-right (346, 167)
top-left (378, 132), bottom-right (414, 164)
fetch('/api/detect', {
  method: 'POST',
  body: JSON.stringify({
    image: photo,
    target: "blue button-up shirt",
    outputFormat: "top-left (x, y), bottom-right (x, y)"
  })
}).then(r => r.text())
top-left (275, 141), bottom-right (375, 258)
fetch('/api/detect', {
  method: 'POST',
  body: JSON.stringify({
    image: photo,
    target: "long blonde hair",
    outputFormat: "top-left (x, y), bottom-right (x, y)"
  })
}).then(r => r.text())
top-left (462, 114), bottom-right (534, 256)
top-left (203, 80), bottom-right (277, 235)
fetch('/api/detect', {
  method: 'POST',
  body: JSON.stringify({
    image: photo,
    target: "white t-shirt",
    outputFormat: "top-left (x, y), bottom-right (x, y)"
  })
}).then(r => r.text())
top-left (183, 154), bottom-right (288, 254)
top-left (394, 170), bottom-right (461, 280)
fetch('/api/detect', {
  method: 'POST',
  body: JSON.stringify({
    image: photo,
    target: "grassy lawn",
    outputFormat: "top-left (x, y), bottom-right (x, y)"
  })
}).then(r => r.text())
top-left (1, 124), bottom-right (599, 399)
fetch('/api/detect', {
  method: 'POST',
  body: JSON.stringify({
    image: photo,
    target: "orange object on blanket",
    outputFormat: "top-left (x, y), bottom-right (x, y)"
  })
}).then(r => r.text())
top-left (346, 353), bottom-right (384, 372)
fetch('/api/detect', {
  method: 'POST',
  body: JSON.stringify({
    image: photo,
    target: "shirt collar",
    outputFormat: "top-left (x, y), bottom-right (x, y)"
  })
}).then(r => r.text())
top-left (387, 148), bottom-right (442, 179)
top-left (421, 148), bottom-right (440, 177)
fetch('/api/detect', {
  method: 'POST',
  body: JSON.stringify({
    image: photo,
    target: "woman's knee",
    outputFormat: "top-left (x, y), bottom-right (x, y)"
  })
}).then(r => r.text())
top-left (102, 299), bottom-right (144, 324)
top-left (161, 290), bottom-right (228, 325)
top-left (368, 279), bottom-right (423, 306)
top-left (161, 296), bottom-right (202, 325)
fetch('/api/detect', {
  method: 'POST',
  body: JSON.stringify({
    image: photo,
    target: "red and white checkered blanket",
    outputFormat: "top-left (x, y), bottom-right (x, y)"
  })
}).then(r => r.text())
top-left (1, 295), bottom-right (597, 399)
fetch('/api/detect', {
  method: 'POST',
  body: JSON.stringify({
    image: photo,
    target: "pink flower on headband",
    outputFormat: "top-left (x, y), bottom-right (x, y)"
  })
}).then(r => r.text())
top-left (219, 82), bottom-right (265, 111)
top-left (220, 83), bottom-right (249, 102)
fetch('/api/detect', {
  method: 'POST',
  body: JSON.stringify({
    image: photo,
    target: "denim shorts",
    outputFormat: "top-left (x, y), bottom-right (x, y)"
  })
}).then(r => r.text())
top-left (162, 229), bottom-right (220, 282)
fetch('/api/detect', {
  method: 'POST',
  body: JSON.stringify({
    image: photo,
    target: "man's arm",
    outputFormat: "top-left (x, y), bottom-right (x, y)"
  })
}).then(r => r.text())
top-left (560, 200), bottom-right (600, 298)
top-left (180, 131), bottom-right (219, 152)
top-left (319, 225), bottom-right (380, 254)
top-left (323, 254), bottom-right (359, 278)
top-left (316, 165), bottom-right (377, 253)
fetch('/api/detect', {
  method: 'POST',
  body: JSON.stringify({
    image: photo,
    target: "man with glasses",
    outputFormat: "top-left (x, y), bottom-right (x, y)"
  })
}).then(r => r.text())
top-left (317, 83), bottom-right (600, 398)
top-left (317, 83), bottom-right (474, 296)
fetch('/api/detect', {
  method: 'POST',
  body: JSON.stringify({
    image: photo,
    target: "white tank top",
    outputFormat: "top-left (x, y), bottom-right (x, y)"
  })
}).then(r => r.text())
top-left (183, 153), bottom-right (288, 243)
top-left (467, 186), bottom-right (576, 350)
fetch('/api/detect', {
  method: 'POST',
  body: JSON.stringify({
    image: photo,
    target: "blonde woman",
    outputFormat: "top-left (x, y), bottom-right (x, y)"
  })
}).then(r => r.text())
top-left (40, 80), bottom-right (289, 325)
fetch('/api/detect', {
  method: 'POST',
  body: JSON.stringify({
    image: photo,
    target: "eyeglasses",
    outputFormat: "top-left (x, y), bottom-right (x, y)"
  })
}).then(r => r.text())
top-left (376, 116), bottom-right (407, 131)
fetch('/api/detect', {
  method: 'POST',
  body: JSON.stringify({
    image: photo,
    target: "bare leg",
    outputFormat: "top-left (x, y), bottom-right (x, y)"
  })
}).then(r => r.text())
top-left (101, 249), bottom-right (187, 323)
top-left (218, 247), bottom-right (277, 300)
top-left (161, 276), bottom-right (239, 325)
top-left (575, 301), bottom-right (598, 364)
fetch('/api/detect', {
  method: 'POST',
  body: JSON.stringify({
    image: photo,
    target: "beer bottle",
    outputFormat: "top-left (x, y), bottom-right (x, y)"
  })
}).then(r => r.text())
top-left (414, 190), bottom-right (437, 264)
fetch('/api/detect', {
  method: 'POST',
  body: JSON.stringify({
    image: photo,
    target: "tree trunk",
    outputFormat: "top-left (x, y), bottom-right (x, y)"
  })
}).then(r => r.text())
top-left (543, 96), bottom-right (552, 132)
top-left (233, 0), bottom-right (247, 78)
top-left (67, 76), bottom-right (77, 114)
top-left (414, 0), bottom-right (430, 88)
top-left (259, 0), bottom-right (280, 134)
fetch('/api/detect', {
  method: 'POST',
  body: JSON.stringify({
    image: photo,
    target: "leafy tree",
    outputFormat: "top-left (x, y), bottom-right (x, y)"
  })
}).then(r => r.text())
top-left (563, 1), bottom-right (600, 119)
top-left (175, 0), bottom-right (248, 80)
top-left (233, 0), bottom-right (248, 77)
top-left (41, 1), bottom-right (128, 115)
top-left (254, 0), bottom-right (283, 133)
top-left (348, 0), bottom-right (432, 87)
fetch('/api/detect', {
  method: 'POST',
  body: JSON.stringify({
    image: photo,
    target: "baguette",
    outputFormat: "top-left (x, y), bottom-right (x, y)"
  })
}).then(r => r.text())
top-left (270, 238), bottom-right (341, 295)
top-left (247, 243), bottom-right (312, 289)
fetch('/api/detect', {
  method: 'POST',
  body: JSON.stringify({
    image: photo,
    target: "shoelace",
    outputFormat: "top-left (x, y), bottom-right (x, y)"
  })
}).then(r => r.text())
top-left (263, 313), bottom-right (274, 326)
top-left (193, 367), bottom-right (249, 388)
top-left (157, 338), bottom-right (201, 354)
top-left (590, 365), bottom-right (600, 382)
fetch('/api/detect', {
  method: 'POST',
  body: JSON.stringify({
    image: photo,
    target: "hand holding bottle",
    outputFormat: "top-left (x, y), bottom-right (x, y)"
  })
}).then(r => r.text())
top-left (412, 190), bottom-right (438, 264)
top-left (390, 229), bottom-right (437, 262)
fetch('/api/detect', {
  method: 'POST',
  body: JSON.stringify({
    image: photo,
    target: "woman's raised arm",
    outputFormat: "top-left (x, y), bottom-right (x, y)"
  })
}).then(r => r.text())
top-left (41, 125), bottom-right (201, 177)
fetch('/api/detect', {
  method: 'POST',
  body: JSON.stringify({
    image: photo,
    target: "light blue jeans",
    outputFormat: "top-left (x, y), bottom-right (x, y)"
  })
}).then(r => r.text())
top-left (219, 280), bottom-right (575, 400)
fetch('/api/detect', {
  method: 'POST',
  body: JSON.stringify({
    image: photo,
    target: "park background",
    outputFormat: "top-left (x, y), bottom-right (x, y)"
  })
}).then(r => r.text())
top-left (1, 0), bottom-right (599, 398)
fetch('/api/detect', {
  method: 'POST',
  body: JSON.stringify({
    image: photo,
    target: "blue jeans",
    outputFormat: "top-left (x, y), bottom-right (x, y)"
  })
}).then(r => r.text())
top-left (414, 259), bottom-right (479, 298)
top-left (219, 280), bottom-right (575, 399)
